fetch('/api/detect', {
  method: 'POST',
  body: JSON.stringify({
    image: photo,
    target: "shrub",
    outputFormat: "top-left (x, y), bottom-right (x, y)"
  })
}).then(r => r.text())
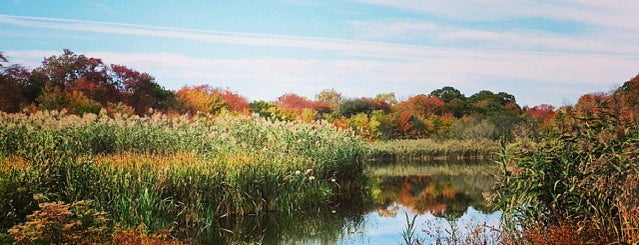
top-left (8, 200), bottom-right (112, 244)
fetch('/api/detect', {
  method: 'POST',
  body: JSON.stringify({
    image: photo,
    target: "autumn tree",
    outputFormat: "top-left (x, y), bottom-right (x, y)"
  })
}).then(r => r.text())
top-left (376, 92), bottom-right (398, 106)
top-left (316, 89), bottom-right (342, 104)
top-left (110, 65), bottom-right (174, 115)
top-left (218, 90), bottom-right (249, 113)
top-left (525, 104), bottom-right (556, 126)
top-left (0, 53), bottom-right (33, 112)
top-left (276, 93), bottom-right (313, 112)
top-left (396, 94), bottom-right (445, 118)
top-left (37, 50), bottom-right (118, 105)
top-left (574, 93), bottom-right (611, 119)
top-left (612, 73), bottom-right (639, 125)
top-left (397, 111), bottom-right (427, 138)
top-left (339, 98), bottom-right (382, 118)
top-left (175, 85), bottom-right (226, 114)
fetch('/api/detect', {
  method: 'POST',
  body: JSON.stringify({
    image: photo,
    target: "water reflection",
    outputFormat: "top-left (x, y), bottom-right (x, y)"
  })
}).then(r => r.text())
top-left (369, 162), bottom-right (496, 218)
top-left (202, 161), bottom-right (500, 244)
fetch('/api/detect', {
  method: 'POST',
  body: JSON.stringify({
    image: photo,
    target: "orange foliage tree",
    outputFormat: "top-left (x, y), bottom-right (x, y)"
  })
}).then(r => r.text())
top-left (396, 94), bottom-right (445, 118)
top-left (613, 73), bottom-right (639, 125)
top-left (175, 85), bottom-right (248, 114)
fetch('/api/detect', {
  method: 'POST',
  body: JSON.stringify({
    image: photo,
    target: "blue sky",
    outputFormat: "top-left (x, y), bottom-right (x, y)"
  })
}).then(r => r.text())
top-left (1, 0), bottom-right (638, 106)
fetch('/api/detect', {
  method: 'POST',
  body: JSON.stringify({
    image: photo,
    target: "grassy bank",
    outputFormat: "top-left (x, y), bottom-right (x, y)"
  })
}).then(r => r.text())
top-left (368, 139), bottom-right (499, 164)
top-left (0, 110), bottom-right (369, 242)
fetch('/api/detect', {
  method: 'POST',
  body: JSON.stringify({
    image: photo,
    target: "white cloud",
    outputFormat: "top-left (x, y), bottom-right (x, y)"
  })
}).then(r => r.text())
top-left (2, 12), bottom-right (638, 106)
top-left (348, 0), bottom-right (639, 58)
top-left (436, 29), bottom-right (639, 55)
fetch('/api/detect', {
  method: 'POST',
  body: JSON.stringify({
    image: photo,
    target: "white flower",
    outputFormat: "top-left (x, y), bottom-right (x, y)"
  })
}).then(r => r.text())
top-left (295, 170), bottom-right (301, 175)
top-left (308, 176), bottom-right (316, 181)
top-left (305, 169), bottom-right (312, 174)
top-left (330, 178), bottom-right (336, 182)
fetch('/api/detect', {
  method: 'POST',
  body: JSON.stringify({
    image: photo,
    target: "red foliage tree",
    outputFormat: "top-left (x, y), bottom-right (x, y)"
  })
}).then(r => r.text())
top-left (218, 90), bottom-right (249, 113)
top-left (276, 93), bottom-right (314, 112)
top-left (110, 65), bottom-right (173, 115)
top-left (395, 94), bottom-right (445, 117)
top-left (526, 104), bottom-right (556, 120)
top-left (0, 57), bottom-right (30, 112)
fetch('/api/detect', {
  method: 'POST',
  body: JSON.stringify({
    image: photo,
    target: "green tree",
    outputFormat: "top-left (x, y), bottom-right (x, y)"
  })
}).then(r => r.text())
top-left (339, 98), bottom-right (377, 118)
top-left (430, 86), bottom-right (465, 103)
top-left (249, 100), bottom-right (276, 118)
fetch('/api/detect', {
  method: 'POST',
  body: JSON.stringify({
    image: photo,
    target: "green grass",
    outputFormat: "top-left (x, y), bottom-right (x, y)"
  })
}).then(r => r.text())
top-left (369, 161), bottom-right (497, 177)
top-left (368, 139), bottom-right (499, 164)
top-left (0, 110), bottom-right (369, 238)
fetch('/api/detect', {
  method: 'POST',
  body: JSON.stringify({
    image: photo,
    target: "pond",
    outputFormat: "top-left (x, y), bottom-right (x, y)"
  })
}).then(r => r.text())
top-left (206, 161), bottom-right (501, 244)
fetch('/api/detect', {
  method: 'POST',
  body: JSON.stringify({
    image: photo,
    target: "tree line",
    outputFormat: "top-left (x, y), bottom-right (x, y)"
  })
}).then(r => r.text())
top-left (1, 50), bottom-right (561, 140)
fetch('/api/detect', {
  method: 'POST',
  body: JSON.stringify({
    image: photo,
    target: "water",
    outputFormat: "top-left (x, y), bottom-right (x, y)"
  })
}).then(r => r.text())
top-left (339, 162), bottom-right (502, 244)
top-left (208, 161), bottom-right (501, 244)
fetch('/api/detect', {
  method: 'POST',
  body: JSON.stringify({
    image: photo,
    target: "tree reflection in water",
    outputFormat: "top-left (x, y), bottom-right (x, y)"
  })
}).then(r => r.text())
top-left (369, 161), bottom-right (496, 219)
top-left (201, 161), bottom-right (499, 244)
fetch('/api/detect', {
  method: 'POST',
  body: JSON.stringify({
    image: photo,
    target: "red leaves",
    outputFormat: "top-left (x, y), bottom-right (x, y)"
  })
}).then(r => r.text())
top-left (396, 94), bottom-right (445, 118)
top-left (218, 89), bottom-right (249, 113)
top-left (275, 93), bottom-right (333, 119)
top-left (525, 104), bottom-right (556, 119)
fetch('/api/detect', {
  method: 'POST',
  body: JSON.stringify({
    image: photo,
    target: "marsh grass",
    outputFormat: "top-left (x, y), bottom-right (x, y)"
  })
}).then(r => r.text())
top-left (491, 110), bottom-right (639, 244)
top-left (369, 139), bottom-right (499, 164)
top-left (0, 110), bottom-right (369, 240)
top-left (400, 212), bottom-right (502, 245)
top-left (369, 161), bottom-right (497, 177)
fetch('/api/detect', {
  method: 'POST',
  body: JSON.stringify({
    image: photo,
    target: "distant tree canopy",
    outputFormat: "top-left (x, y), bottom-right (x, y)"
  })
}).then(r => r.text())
top-left (16, 49), bottom-right (638, 141)
top-left (430, 86), bottom-right (464, 103)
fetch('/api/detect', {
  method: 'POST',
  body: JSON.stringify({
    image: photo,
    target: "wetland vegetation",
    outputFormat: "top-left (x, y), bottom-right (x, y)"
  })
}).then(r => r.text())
top-left (1, 50), bottom-right (639, 244)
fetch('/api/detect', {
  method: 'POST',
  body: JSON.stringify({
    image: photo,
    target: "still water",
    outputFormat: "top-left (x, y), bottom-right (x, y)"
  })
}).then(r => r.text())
top-left (211, 161), bottom-right (501, 244)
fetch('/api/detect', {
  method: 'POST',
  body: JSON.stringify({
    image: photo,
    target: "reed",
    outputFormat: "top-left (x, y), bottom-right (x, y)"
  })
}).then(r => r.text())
top-left (368, 139), bottom-right (499, 164)
top-left (491, 110), bottom-right (639, 244)
top-left (0, 110), bottom-right (369, 239)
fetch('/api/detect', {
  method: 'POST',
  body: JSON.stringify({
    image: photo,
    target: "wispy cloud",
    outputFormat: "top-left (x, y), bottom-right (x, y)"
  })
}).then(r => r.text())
top-left (2, 13), bottom-right (636, 62)
top-left (349, 0), bottom-right (639, 57)
top-left (2, 12), bottom-right (638, 106)
top-left (349, 0), bottom-right (639, 31)
top-left (0, 14), bottom-right (431, 60)
top-left (350, 20), bottom-right (437, 39)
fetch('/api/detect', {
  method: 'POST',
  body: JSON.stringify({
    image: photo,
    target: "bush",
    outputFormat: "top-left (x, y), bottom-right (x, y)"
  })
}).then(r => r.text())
top-left (0, 166), bottom-right (37, 230)
top-left (8, 200), bottom-right (112, 244)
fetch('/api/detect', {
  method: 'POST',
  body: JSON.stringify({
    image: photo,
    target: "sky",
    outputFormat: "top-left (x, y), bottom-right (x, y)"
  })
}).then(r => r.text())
top-left (1, 0), bottom-right (638, 107)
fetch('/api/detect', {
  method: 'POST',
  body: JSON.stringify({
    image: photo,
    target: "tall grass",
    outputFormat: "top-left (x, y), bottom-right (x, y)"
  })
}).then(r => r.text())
top-left (369, 139), bottom-right (499, 164)
top-left (491, 110), bottom-right (639, 244)
top-left (0, 110), bottom-right (369, 239)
